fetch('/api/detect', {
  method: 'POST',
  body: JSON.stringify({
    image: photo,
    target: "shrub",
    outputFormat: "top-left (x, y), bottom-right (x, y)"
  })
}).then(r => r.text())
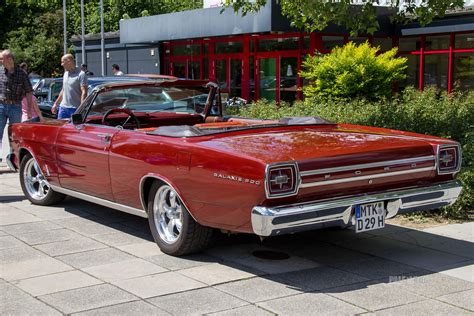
top-left (300, 42), bottom-right (407, 101)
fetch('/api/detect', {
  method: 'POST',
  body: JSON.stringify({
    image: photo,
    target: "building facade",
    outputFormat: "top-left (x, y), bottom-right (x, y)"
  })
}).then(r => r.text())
top-left (79, 1), bottom-right (474, 102)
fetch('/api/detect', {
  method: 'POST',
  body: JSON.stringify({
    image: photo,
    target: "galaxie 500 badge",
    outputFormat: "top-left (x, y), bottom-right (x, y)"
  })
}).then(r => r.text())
top-left (213, 173), bottom-right (261, 186)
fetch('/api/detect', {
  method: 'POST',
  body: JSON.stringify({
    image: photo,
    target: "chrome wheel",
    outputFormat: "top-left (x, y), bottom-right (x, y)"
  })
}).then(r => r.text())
top-left (23, 158), bottom-right (50, 200)
top-left (153, 185), bottom-right (183, 244)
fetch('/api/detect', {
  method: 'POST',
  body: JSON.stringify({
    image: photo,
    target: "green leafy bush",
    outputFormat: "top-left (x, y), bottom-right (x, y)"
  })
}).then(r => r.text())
top-left (300, 42), bottom-right (407, 101)
top-left (236, 88), bottom-right (473, 218)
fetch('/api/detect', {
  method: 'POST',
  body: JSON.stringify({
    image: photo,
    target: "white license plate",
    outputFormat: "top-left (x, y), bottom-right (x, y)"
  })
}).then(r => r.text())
top-left (355, 201), bottom-right (386, 233)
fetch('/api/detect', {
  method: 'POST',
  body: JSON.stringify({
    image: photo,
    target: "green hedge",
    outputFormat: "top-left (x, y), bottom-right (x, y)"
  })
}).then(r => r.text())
top-left (237, 87), bottom-right (473, 218)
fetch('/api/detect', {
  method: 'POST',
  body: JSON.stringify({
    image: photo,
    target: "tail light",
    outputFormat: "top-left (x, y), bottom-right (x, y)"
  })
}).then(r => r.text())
top-left (265, 162), bottom-right (300, 198)
top-left (437, 144), bottom-right (461, 175)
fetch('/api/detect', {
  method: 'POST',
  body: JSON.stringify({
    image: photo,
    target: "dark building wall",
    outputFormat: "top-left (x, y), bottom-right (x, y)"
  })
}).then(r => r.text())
top-left (73, 35), bottom-right (160, 76)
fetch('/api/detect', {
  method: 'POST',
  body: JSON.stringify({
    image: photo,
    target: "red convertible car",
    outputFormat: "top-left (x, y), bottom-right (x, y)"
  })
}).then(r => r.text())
top-left (7, 80), bottom-right (462, 255)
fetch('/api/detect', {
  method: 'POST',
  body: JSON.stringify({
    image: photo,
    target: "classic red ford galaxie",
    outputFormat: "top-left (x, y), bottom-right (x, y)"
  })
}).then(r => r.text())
top-left (7, 80), bottom-right (462, 255)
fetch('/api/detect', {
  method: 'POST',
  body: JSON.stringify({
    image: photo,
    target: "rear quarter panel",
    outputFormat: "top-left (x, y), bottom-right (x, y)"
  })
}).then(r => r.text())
top-left (109, 131), bottom-right (266, 232)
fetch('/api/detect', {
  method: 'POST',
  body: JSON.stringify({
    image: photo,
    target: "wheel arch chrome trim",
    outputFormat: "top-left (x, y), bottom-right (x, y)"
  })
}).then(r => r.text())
top-left (139, 173), bottom-right (198, 222)
top-left (49, 184), bottom-right (147, 218)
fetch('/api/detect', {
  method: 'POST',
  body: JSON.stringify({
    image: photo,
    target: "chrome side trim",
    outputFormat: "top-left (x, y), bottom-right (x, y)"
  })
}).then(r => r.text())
top-left (300, 156), bottom-right (435, 177)
top-left (49, 184), bottom-right (147, 218)
top-left (252, 180), bottom-right (462, 236)
top-left (300, 166), bottom-right (435, 188)
top-left (138, 174), bottom-right (198, 222)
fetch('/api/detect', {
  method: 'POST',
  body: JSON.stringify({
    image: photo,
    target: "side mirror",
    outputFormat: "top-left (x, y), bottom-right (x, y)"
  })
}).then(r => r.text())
top-left (71, 113), bottom-right (83, 125)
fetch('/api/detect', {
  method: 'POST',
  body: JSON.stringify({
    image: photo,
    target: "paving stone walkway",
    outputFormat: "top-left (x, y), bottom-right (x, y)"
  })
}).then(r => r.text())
top-left (1, 172), bottom-right (473, 315)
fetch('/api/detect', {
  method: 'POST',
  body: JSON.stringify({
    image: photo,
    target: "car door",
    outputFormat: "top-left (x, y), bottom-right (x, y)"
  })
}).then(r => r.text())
top-left (55, 122), bottom-right (118, 201)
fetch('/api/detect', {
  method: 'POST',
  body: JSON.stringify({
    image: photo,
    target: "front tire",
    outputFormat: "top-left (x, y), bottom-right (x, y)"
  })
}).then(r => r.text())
top-left (147, 181), bottom-right (213, 256)
top-left (19, 154), bottom-right (66, 205)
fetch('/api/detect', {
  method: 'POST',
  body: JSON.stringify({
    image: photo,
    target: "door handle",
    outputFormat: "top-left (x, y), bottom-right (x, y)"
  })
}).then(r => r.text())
top-left (97, 133), bottom-right (111, 143)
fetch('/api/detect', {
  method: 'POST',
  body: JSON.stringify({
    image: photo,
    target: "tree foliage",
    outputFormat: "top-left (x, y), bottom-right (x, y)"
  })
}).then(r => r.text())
top-left (1, 0), bottom-right (202, 76)
top-left (300, 42), bottom-right (407, 101)
top-left (223, 0), bottom-right (466, 36)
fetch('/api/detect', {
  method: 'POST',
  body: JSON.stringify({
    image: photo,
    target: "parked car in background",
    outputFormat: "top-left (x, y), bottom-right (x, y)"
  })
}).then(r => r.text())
top-left (8, 80), bottom-right (463, 256)
top-left (29, 73), bottom-right (42, 88)
top-left (33, 75), bottom-right (176, 118)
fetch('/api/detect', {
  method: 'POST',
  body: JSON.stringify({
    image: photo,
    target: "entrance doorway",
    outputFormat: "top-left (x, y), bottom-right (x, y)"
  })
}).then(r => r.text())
top-left (215, 58), bottom-right (243, 98)
top-left (256, 55), bottom-right (298, 103)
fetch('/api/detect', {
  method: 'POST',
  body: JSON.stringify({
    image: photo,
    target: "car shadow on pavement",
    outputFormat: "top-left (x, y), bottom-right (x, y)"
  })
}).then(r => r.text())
top-left (0, 195), bottom-right (27, 203)
top-left (55, 196), bottom-right (472, 300)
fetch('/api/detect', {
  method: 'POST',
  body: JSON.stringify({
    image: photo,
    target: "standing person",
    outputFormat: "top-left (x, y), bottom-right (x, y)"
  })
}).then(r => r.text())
top-left (52, 54), bottom-right (88, 119)
top-left (80, 63), bottom-right (94, 76)
top-left (19, 62), bottom-right (28, 74)
top-left (0, 50), bottom-right (39, 160)
top-left (112, 64), bottom-right (123, 76)
top-left (19, 63), bottom-right (42, 122)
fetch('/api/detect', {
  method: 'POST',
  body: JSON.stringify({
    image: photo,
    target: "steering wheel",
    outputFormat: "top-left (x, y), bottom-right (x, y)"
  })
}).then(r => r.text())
top-left (102, 108), bottom-right (141, 129)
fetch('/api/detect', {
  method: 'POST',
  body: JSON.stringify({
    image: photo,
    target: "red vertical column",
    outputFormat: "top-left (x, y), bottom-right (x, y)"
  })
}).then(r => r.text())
top-left (419, 36), bottom-right (425, 91)
top-left (242, 34), bottom-right (250, 101)
top-left (447, 33), bottom-right (454, 93)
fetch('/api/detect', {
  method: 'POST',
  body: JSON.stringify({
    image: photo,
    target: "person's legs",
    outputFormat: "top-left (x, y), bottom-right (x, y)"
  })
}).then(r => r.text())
top-left (0, 103), bottom-right (7, 141)
top-left (0, 103), bottom-right (22, 161)
top-left (58, 106), bottom-right (76, 119)
top-left (0, 103), bottom-right (6, 161)
top-left (8, 104), bottom-right (22, 125)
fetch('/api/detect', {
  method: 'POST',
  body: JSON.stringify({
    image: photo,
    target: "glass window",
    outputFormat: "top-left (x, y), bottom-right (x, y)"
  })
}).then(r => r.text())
top-left (203, 58), bottom-right (209, 79)
top-left (453, 53), bottom-right (474, 91)
top-left (303, 36), bottom-right (311, 50)
top-left (259, 58), bottom-right (276, 101)
top-left (188, 61), bottom-right (200, 79)
top-left (280, 57), bottom-right (298, 103)
top-left (51, 82), bottom-right (62, 102)
top-left (173, 62), bottom-right (186, 78)
top-left (172, 44), bottom-right (201, 56)
top-left (455, 33), bottom-right (474, 49)
top-left (215, 41), bottom-right (243, 54)
top-left (424, 54), bottom-right (449, 89)
top-left (216, 60), bottom-right (227, 90)
top-left (373, 38), bottom-right (392, 51)
top-left (258, 37), bottom-right (299, 52)
top-left (230, 59), bottom-right (242, 98)
top-left (249, 56), bottom-right (255, 101)
top-left (425, 35), bottom-right (450, 50)
top-left (399, 37), bottom-right (421, 51)
top-left (348, 37), bottom-right (368, 45)
top-left (400, 54), bottom-right (420, 89)
top-left (203, 43), bottom-right (209, 55)
top-left (87, 85), bottom-right (209, 117)
top-left (322, 36), bottom-right (344, 51)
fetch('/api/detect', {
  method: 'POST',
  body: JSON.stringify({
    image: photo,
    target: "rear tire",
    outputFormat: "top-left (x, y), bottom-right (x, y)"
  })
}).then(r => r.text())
top-left (19, 154), bottom-right (66, 205)
top-left (147, 181), bottom-right (213, 256)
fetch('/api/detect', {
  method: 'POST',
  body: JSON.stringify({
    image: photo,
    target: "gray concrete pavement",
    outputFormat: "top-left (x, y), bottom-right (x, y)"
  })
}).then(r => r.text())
top-left (1, 172), bottom-right (473, 315)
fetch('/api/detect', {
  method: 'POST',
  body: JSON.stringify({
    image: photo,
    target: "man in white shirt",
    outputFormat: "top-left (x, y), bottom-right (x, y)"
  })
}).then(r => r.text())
top-left (112, 64), bottom-right (124, 76)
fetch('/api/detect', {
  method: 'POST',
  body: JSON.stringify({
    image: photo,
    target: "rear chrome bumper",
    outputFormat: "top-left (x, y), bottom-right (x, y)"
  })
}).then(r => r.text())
top-left (251, 180), bottom-right (462, 236)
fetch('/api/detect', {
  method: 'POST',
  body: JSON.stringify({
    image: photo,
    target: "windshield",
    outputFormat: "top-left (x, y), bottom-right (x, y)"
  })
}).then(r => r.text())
top-left (87, 85), bottom-right (209, 116)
